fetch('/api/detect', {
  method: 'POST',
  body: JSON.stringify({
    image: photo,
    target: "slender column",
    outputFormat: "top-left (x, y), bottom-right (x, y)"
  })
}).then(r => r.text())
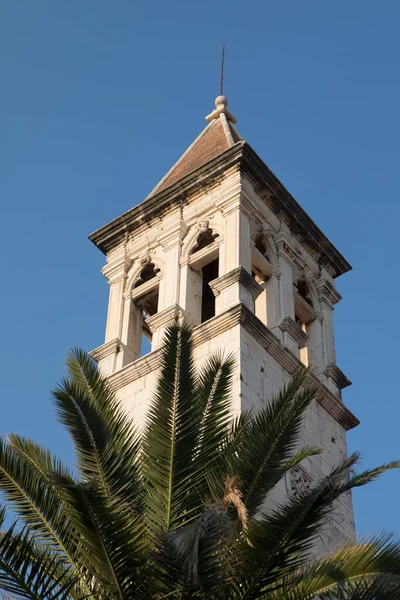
top-left (274, 232), bottom-right (296, 352)
top-left (315, 276), bottom-right (341, 367)
top-left (179, 264), bottom-right (202, 326)
top-left (265, 274), bottom-right (280, 328)
top-left (223, 208), bottom-right (252, 274)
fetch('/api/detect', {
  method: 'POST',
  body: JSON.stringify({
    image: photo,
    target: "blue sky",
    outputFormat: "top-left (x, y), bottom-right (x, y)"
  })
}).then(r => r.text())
top-left (1, 0), bottom-right (399, 537)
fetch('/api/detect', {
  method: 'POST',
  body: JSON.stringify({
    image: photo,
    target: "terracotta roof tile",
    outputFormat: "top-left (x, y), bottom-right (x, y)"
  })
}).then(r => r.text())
top-left (157, 119), bottom-right (229, 193)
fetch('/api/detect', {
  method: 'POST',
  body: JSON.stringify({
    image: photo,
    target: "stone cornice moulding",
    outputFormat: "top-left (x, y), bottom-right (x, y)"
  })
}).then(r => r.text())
top-left (278, 316), bottom-right (309, 349)
top-left (315, 278), bottom-right (342, 307)
top-left (323, 362), bottom-right (352, 390)
top-left (89, 338), bottom-right (123, 362)
top-left (89, 143), bottom-right (351, 279)
top-left (209, 267), bottom-right (264, 301)
top-left (100, 303), bottom-right (358, 431)
top-left (107, 348), bottom-right (163, 390)
top-left (145, 304), bottom-right (184, 334)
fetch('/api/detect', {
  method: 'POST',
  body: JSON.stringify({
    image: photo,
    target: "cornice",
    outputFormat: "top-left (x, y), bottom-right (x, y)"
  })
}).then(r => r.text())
top-left (278, 316), bottom-right (309, 349)
top-left (106, 348), bottom-right (163, 390)
top-left (88, 143), bottom-right (244, 255)
top-left (145, 304), bottom-right (184, 334)
top-left (89, 338), bottom-right (122, 362)
top-left (100, 303), bottom-right (358, 431)
top-left (209, 267), bottom-right (264, 300)
top-left (89, 142), bottom-right (351, 279)
top-left (237, 304), bottom-right (358, 431)
top-left (323, 362), bottom-right (352, 390)
top-left (240, 143), bottom-right (351, 278)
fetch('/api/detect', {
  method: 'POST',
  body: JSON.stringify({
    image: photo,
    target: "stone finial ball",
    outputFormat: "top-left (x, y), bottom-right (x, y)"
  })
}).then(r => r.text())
top-left (215, 95), bottom-right (228, 107)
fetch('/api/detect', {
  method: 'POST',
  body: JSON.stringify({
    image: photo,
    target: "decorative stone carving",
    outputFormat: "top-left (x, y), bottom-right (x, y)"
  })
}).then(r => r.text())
top-left (139, 251), bottom-right (152, 266)
top-left (290, 465), bottom-right (312, 498)
top-left (197, 218), bottom-right (209, 232)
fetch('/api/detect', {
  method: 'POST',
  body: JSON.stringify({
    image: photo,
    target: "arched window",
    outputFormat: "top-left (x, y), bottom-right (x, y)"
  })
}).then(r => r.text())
top-left (185, 225), bottom-right (220, 325)
top-left (133, 262), bottom-right (159, 288)
top-left (254, 232), bottom-right (271, 262)
top-left (293, 279), bottom-right (316, 367)
top-left (190, 228), bottom-right (218, 255)
top-left (123, 261), bottom-right (161, 363)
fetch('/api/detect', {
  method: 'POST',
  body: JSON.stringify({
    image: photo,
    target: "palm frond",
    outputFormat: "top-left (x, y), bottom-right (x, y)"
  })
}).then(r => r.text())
top-left (52, 350), bottom-right (142, 515)
top-left (52, 475), bottom-right (149, 600)
top-left (0, 515), bottom-right (78, 600)
top-left (64, 349), bottom-right (142, 506)
top-left (236, 455), bottom-right (399, 598)
top-left (282, 534), bottom-right (400, 600)
top-left (235, 368), bottom-right (318, 517)
top-left (142, 322), bottom-right (199, 531)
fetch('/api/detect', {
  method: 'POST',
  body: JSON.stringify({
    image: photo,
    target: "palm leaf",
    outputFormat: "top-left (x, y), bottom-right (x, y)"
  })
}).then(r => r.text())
top-left (0, 511), bottom-right (77, 600)
top-left (142, 322), bottom-right (199, 531)
top-left (233, 368), bottom-right (319, 517)
top-left (282, 535), bottom-right (400, 600)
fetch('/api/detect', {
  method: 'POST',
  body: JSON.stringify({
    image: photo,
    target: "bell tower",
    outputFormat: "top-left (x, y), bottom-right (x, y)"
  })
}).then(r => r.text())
top-left (89, 95), bottom-right (358, 551)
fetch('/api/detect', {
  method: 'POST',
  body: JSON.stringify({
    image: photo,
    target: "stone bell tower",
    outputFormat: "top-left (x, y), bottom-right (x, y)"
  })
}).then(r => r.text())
top-left (89, 95), bottom-right (358, 550)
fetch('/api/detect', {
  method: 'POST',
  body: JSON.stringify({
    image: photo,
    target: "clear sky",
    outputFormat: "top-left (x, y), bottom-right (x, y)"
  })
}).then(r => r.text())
top-left (1, 0), bottom-right (399, 537)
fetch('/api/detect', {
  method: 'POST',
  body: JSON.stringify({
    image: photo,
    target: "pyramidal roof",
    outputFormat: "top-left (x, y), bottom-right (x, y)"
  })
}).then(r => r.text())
top-left (147, 96), bottom-right (242, 198)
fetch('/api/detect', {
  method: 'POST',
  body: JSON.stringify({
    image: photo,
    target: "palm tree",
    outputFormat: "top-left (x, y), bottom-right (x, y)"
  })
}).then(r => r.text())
top-left (0, 323), bottom-right (399, 599)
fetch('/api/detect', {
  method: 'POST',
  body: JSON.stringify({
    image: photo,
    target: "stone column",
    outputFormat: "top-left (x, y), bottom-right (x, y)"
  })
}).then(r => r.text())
top-left (223, 207), bottom-right (252, 274)
top-left (96, 250), bottom-right (131, 374)
top-left (315, 276), bottom-right (341, 367)
top-left (274, 232), bottom-right (297, 353)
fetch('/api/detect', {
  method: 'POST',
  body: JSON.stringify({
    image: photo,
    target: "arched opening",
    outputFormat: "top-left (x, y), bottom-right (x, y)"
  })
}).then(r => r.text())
top-left (254, 232), bottom-right (270, 262)
top-left (134, 262), bottom-right (160, 288)
top-left (123, 263), bottom-right (161, 364)
top-left (296, 279), bottom-right (313, 307)
top-left (185, 227), bottom-right (220, 326)
top-left (294, 279), bottom-right (316, 367)
top-left (190, 228), bottom-right (219, 255)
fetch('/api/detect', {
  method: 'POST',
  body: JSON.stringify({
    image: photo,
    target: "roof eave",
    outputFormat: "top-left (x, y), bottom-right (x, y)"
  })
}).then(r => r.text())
top-left (88, 141), bottom-right (245, 254)
top-left (240, 143), bottom-right (351, 277)
top-left (89, 140), bottom-right (351, 278)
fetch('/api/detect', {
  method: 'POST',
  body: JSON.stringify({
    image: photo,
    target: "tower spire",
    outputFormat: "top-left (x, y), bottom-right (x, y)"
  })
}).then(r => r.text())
top-left (220, 43), bottom-right (225, 96)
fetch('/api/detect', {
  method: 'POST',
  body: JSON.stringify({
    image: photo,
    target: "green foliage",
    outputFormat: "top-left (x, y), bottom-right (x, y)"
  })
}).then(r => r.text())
top-left (0, 323), bottom-right (398, 599)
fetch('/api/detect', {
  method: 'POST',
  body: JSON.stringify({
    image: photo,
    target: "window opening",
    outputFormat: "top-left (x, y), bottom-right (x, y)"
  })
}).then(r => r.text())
top-left (201, 258), bottom-right (219, 323)
top-left (295, 313), bottom-right (309, 366)
top-left (191, 228), bottom-right (219, 255)
top-left (254, 233), bottom-right (270, 262)
top-left (135, 286), bottom-right (159, 357)
top-left (296, 279), bottom-right (313, 307)
top-left (134, 263), bottom-right (159, 288)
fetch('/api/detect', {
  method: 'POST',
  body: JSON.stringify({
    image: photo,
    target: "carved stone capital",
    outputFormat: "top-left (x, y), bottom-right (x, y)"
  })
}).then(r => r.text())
top-left (315, 278), bottom-right (341, 307)
top-left (278, 316), bottom-right (309, 349)
top-left (323, 362), bottom-right (352, 390)
top-left (274, 232), bottom-right (298, 266)
top-left (102, 255), bottom-right (131, 285)
top-left (209, 267), bottom-right (263, 300)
